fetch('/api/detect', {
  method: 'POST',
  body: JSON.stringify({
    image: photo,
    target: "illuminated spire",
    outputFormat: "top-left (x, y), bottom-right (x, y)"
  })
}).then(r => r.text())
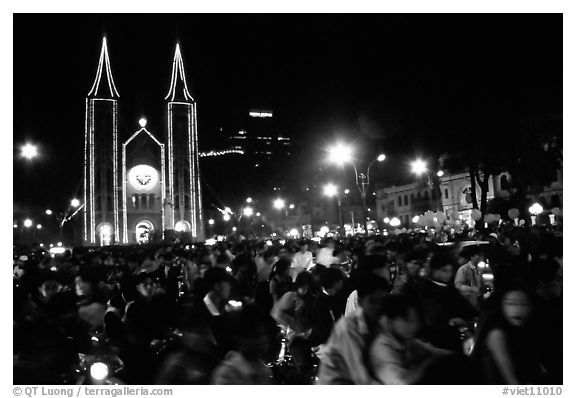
top-left (165, 43), bottom-right (194, 102)
top-left (88, 37), bottom-right (120, 98)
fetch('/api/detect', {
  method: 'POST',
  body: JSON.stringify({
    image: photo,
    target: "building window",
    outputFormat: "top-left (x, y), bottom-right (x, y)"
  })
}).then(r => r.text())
top-left (132, 194), bottom-right (139, 209)
top-left (445, 189), bottom-right (449, 199)
top-left (431, 190), bottom-right (436, 200)
top-left (381, 204), bottom-right (386, 213)
top-left (398, 196), bottom-right (402, 207)
top-left (404, 195), bottom-right (408, 206)
top-left (411, 193), bottom-right (415, 203)
top-left (417, 192), bottom-right (421, 200)
top-left (551, 194), bottom-right (561, 207)
top-left (423, 191), bottom-right (429, 200)
top-left (149, 194), bottom-right (155, 209)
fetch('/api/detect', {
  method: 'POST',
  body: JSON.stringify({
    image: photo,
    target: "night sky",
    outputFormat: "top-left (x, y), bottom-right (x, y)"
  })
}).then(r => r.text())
top-left (13, 14), bottom-right (562, 212)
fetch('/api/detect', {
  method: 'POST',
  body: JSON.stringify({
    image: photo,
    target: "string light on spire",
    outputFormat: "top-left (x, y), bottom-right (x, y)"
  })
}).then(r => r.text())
top-left (165, 43), bottom-right (194, 102)
top-left (88, 37), bottom-right (120, 98)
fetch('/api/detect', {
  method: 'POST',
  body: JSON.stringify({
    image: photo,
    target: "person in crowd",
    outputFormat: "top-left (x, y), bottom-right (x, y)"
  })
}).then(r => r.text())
top-left (255, 246), bottom-right (275, 283)
top-left (202, 267), bottom-right (234, 317)
top-left (345, 254), bottom-right (392, 316)
top-left (415, 249), bottom-right (477, 351)
top-left (309, 268), bottom-right (346, 348)
top-left (271, 271), bottom-right (316, 378)
top-left (255, 248), bottom-right (277, 312)
top-left (455, 245), bottom-right (485, 309)
top-left (215, 253), bottom-right (232, 271)
top-left (269, 259), bottom-right (293, 304)
top-left (230, 253), bottom-right (258, 303)
top-left (394, 250), bottom-right (427, 297)
top-left (278, 246), bottom-right (294, 263)
top-left (155, 301), bottom-right (220, 385)
top-left (474, 283), bottom-right (544, 384)
top-left (318, 274), bottom-right (390, 384)
top-left (212, 305), bottom-right (273, 384)
top-left (370, 294), bottom-right (450, 384)
top-left (316, 238), bottom-right (339, 267)
top-left (124, 272), bottom-right (170, 345)
top-left (291, 241), bottom-right (313, 280)
top-left (75, 267), bottom-right (108, 330)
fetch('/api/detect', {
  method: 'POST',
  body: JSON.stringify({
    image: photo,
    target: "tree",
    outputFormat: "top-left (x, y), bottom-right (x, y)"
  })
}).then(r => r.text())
top-left (441, 113), bottom-right (561, 220)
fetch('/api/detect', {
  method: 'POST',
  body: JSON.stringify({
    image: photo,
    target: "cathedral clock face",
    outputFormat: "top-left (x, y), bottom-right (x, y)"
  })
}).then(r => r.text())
top-left (128, 165), bottom-right (159, 191)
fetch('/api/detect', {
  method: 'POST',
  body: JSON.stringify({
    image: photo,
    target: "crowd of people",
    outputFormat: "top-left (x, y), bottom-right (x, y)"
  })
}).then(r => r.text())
top-left (13, 225), bottom-right (563, 385)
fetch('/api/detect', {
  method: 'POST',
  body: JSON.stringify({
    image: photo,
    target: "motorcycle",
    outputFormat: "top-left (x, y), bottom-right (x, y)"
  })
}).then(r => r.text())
top-left (63, 331), bottom-right (125, 385)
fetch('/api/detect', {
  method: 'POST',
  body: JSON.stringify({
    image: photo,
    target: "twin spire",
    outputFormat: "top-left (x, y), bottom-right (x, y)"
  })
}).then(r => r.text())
top-left (165, 43), bottom-right (194, 102)
top-left (88, 37), bottom-right (120, 98)
top-left (88, 37), bottom-right (193, 102)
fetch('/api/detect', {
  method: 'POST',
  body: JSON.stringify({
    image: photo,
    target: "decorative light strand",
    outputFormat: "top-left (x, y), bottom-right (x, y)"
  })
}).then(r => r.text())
top-left (113, 101), bottom-right (119, 242)
top-left (160, 143), bottom-right (166, 240)
top-left (165, 43), bottom-right (193, 102)
top-left (122, 142), bottom-right (128, 243)
top-left (194, 101), bottom-right (203, 238)
top-left (167, 103), bottom-right (175, 229)
top-left (89, 99), bottom-right (95, 243)
top-left (199, 150), bottom-right (244, 157)
top-left (83, 99), bottom-right (89, 242)
top-left (88, 37), bottom-right (120, 98)
top-left (188, 104), bottom-right (196, 237)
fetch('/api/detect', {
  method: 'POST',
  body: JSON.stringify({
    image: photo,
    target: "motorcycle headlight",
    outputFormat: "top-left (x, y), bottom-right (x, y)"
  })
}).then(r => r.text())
top-left (90, 362), bottom-right (109, 381)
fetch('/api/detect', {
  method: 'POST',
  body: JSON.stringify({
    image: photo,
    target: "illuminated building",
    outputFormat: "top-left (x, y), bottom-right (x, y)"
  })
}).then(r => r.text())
top-left (84, 37), bottom-right (205, 245)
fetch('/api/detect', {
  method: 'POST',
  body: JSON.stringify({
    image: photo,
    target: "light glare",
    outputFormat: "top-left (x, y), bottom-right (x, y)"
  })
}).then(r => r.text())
top-left (323, 183), bottom-right (338, 197)
top-left (328, 144), bottom-right (352, 164)
top-left (411, 159), bottom-right (428, 175)
top-left (21, 143), bottom-right (38, 160)
top-left (273, 198), bottom-right (285, 210)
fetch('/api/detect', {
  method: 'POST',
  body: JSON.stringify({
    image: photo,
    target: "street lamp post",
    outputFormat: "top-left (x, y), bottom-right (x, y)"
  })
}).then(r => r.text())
top-left (410, 159), bottom-right (444, 213)
top-left (328, 144), bottom-right (385, 235)
top-left (323, 183), bottom-right (343, 235)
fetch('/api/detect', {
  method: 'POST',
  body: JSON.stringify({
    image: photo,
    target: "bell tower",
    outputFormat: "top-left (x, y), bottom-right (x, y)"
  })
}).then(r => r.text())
top-left (164, 43), bottom-right (204, 241)
top-left (83, 37), bottom-right (121, 245)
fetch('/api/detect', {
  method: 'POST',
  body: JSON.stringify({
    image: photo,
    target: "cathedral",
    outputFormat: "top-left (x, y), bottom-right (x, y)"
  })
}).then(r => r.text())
top-left (83, 37), bottom-right (204, 245)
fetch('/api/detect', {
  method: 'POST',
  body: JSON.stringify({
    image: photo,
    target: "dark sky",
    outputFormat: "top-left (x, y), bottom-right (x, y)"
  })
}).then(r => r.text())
top-left (13, 14), bottom-right (562, 211)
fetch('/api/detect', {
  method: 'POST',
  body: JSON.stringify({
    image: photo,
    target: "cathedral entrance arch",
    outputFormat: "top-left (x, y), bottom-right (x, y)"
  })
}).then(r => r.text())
top-left (97, 222), bottom-right (114, 246)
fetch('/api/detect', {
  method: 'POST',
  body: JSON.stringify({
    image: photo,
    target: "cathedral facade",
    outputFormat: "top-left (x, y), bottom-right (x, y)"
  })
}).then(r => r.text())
top-left (83, 37), bottom-right (204, 245)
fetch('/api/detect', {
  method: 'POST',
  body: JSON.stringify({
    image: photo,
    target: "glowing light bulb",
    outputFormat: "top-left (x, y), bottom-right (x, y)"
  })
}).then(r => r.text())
top-left (139, 118), bottom-right (147, 128)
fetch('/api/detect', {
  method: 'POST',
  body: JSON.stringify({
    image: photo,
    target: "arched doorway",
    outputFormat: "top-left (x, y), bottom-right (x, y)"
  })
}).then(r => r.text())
top-left (174, 220), bottom-right (191, 233)
top-left (97, 222), bottom-right (114, 246)
top-left (135, 220), bottom-right (154, 244)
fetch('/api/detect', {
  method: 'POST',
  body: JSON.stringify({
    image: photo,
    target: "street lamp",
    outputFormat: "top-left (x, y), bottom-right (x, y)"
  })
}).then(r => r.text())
top-left (24, 219), bottom-right (33, 228)
top-left (410, 159), bottom-right (442, 212)
top-left (246, 197), bottom-right (253, 203)
top-left (529, 203), bottom-right (543, 226)
top-left (45, 209), bottom-right (53, 215)
top-left (273, 198), bottom-right (285, 210)
top-left (36, 224), bottom-right (43, 230)
top-left (327, 144), bottom-right (385, 235)
top-left (71, 198), bottom-right (80, 208)
top-left (328, 143), bottom-right (353, 164)
top-left (410, 159), bottom-right (428, 175)
top-left (208, 219), bottom-right (215, 226)
top-left (223, 214), bottom-right (231, 222)
top-left (323, 183), bottom-right (338, 198)
top-left (243, 206), bottom-right (254, 217)
top-left (20, 143), bottom-right (38, 160)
